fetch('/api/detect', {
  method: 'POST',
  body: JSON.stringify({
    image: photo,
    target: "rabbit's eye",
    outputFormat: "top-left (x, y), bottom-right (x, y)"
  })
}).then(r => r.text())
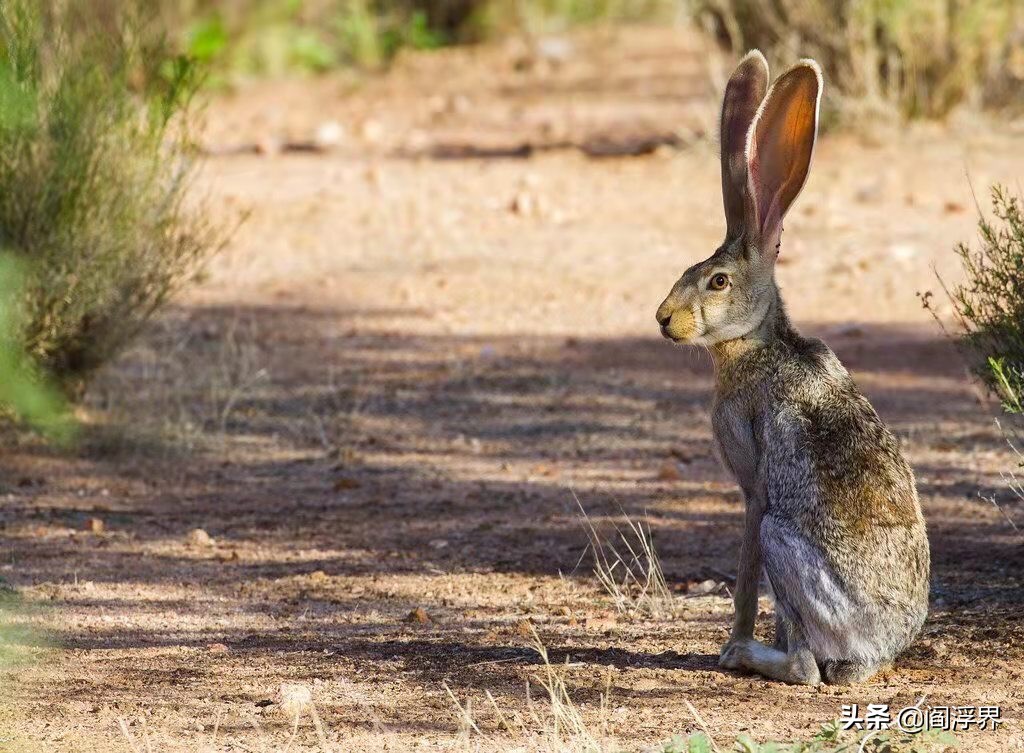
top-left (708, 273), bottom-right (730, 291)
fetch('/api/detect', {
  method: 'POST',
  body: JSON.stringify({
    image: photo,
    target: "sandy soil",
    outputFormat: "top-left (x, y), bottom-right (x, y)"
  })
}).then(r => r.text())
top-left (2, 24), bottom-right (1024, 753)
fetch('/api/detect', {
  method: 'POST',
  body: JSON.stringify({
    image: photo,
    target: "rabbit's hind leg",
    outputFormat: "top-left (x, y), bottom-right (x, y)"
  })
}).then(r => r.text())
top-left (719, 634), bottom-right (820, 685)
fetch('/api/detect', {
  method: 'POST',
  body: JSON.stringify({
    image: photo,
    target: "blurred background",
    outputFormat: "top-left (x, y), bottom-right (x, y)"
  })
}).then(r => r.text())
top-left (2, 2), bottom-right (1024, 752)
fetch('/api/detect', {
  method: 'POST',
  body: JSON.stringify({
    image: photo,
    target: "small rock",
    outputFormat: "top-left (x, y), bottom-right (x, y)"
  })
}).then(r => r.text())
top-left (889, 243), bottom-right (918, 264)
top-left (942, 200), bottom-right (965, 214)
top-left (688, 579), bottom-right (723, 596)
top-left (447, 94), bottom-right (471, 115)
top-left (509, 190), bottom-right (536, 216)
top-left (668, 447), bottom-right (693, 464)
top-left (657, 460), bottom-right (683, 482)
top-left (206, 642), bottom-right (229, 653)
top-left (584, 614), bottom-right (618, 631)
top-left (536, 36), bottom-right (573, 65)
top-left (553, 605), bottom-right (571, 617)
top-left (853, 181), bottom-right (884, 203)
top-left (313, 120), bottom-right (345, 151)
top-left (188, 528), bottom-right (215, 547)
top-left (333, 477), bottom-right (361, 491)
top-left (359, 118), bottom-right (385, 145)
top-left (405, 607), bottom-right (431, 624)
top-left (278, 684), bottom-right (313, 718)
top-left (428, 538), bottom-right (449, 550)
top-left (85, 518), bottom-right (104, 534)
top-left (255, 135), bottom-right (282, 157)
top-left (515, 619), bottom-right (534, 638)
top-left (834, 323), bottom-right (864, 338)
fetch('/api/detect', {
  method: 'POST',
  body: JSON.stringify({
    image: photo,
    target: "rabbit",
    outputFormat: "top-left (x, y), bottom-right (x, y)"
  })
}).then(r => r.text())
top-left (654, 51), bottom-right (930, 685)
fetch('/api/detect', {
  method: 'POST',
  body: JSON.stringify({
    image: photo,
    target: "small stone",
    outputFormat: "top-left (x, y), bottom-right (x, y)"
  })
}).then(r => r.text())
top-left (359, 119), bottom-right (385, 144)
top-left (668, 447), bottom-right (693, 464)
top-left (333, 477), bottom-right (361, 491)
top-left (313, 121), bottom-right (345, 150)
top-left (278, 684), bottom-right (312, 718)
top-left (584, 614), bottom-right (618, 631)
top-left (889, 243), bottom-right (918, 264)
top-left (255, 135), bottom-right (282, 156)
top-left (834, 323), bottom-right (864, 338)
top-left (206, 643), bottom-right (229, 653)
top-left (188, 528), bottom-right (215, 547)
top-left (509, 191), bottom-right (535, 216)
top-left (405, 607), bottom-right (431, 624)
top-left (688, 579), bottom-right (723, 596)
top-left (85, 518), bottom-right (104, 534)
top-left (657, 461), bottom-right (683, 481)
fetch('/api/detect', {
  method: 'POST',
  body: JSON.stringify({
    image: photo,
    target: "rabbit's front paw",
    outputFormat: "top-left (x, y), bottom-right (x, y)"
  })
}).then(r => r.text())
top-left (718, 640), bottom-right (751, 670)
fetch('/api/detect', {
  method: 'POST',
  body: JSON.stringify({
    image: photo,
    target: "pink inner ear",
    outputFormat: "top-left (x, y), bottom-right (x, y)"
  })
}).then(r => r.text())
top-left (744, 63), bottom-right (821, 258)
top-left (747, 150), bottom-right (784, 255)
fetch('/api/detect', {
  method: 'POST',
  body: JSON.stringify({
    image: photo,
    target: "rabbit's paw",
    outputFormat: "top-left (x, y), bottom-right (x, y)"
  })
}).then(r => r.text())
top-left (718, 640), bottom-right (752, 670)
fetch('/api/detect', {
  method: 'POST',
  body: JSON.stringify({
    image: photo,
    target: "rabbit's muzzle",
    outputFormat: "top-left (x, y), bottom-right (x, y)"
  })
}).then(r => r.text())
top-left (655, 299), bottom-right (698, 342)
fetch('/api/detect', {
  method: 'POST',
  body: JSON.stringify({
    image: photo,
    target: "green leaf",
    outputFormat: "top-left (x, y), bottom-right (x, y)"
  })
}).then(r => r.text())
top-left (186, 15), bottom-right (228, 63)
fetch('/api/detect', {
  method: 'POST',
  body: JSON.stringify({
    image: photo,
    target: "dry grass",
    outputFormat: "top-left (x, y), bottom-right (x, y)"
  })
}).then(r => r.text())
top-left (574, 493), bottom-right (676, 618)
top-left (83, 311), bottom-right (268, 453)
top-left (443, 623), bottom-right (620, 753)
top-left (102, 628), bottom-right (961, 753)
top-left (693, 0), bottom-right (1023, 118)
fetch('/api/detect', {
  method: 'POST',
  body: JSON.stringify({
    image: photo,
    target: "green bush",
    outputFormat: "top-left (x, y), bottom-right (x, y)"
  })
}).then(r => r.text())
top-left (0, 0), bottom-right (219, 399)
top-left (159, 0), bottom-right (677, 78)
top-left (693, 0), bottom-right (1023, 118)
top-left (929, 185), bottom-right (1024, 415)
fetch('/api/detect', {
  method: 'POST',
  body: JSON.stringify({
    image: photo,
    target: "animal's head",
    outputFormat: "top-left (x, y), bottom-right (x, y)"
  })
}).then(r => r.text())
top-left (656, 51), bottom-right (822, 345)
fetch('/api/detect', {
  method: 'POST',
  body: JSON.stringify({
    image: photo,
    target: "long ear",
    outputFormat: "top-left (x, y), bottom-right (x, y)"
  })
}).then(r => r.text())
top-left (720, 50), bottom-right (769, 240)
top-left (745, 59), bottom-right (822, 257)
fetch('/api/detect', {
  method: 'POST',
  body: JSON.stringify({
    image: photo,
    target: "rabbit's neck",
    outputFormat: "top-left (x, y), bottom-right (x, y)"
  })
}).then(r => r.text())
top-left (711, 290), bottom-right (795, 376)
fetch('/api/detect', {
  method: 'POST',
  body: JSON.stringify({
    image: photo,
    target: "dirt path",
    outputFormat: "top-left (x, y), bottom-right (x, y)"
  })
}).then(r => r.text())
top-left (2, 25), bottom-right (1024, 753)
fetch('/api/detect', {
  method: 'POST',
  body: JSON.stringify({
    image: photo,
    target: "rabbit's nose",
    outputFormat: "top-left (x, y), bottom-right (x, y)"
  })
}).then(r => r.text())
top-left (656, 311), bottom-right (672, 327)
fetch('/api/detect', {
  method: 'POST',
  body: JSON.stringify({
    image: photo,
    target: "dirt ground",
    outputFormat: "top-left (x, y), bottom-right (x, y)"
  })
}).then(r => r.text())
top-left (2, 25), bottom-right (1024, 753)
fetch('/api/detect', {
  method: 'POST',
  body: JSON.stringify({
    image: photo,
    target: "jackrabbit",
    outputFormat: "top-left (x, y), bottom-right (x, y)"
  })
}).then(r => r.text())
top-left (655, 51), bottom-right (929, 685)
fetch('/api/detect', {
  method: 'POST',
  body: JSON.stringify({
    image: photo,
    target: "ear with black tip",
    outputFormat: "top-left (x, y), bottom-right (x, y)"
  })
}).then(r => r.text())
top-left (720, 50), bottom-right (769, 240)
top-left (744, 59), bottom-right (822, 258)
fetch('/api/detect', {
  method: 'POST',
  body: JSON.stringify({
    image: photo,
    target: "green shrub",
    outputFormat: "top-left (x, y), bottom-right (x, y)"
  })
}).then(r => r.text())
top-left (0, 0), bottom-right (219, 399)
top-left (928, 185), bottom-right (1024, 415)
top-left (160, 0), bottom-right (677, 78)
top-left (693, 0), bottom-right (1023, 118)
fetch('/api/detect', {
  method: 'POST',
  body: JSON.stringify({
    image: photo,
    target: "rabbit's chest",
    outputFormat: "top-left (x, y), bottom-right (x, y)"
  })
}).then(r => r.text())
top-left (711, 396), bottom-right (759, 497)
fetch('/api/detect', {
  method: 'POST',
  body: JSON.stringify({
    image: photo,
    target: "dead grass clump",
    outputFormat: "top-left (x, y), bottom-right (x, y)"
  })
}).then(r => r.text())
top-left (574, 494), bottom-right (675, 618)
top-left (693, 0), bottom-right (1023, 118)
top-left (445, 623), bottom-right (617, 753)
top-left (85, 313), bottom-right (268, 453)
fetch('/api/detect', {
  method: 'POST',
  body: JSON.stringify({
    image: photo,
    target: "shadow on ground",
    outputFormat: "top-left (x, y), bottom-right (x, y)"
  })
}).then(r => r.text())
top-left (3, 302), bottom-right (1023, 716)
